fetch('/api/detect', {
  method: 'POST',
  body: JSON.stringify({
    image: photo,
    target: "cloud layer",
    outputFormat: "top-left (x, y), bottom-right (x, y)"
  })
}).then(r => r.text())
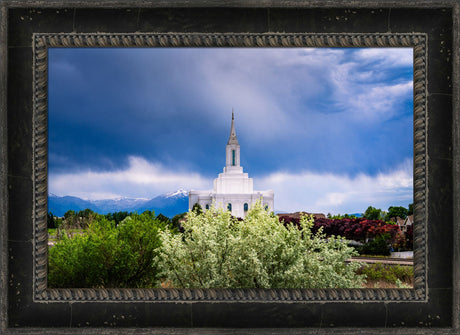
top-left (48, 47), bottom-right (414, 213)
top-left (50, 156), bottom-right (413, 214)
top-left (49, 156), bottom-right (211, 200)
top-left (49, 47), bottom-right (413, 176)
top-left (256, 159), bottom-right (413, 214)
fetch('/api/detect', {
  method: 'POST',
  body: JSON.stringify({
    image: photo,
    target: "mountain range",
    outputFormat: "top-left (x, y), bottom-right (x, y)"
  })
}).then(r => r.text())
top-left (48, 189), bottom-right (189, 218)
top-left (49, 190), bottom-right (354, 218)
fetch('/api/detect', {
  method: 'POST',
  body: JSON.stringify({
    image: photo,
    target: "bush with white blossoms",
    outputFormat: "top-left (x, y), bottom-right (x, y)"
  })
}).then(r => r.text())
top-left (157, 202), bottom-right (365, 289)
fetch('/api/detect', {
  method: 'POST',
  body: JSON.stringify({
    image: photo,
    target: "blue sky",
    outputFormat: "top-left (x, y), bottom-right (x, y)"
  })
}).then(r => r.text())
top-left (48, 47), bottom-right (413, 214)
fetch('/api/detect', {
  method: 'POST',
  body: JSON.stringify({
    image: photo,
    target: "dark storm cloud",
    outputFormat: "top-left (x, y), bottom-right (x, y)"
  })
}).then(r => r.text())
top-left (48, 47), bottom-right (413, 213)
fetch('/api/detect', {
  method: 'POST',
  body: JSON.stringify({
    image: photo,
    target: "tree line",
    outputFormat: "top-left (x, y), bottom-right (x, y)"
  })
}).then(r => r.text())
top-left (48, 204), bottom-right (365, 289)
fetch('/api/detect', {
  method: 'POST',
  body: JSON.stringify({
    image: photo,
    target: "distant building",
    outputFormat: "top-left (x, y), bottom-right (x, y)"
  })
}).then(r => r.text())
top-left (401, 215), bottom-right (413, 232)
top-left (277, 212), bottom-right (326, 221)
top-left (391, 215), bottom-right (413, 233)
top-left (189, 112), bottom-right (274, 218)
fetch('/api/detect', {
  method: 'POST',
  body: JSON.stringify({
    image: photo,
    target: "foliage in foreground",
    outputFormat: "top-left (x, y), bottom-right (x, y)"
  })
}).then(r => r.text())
top-left (157, 203), bottom-right (365, 289)
top-left (48, 211), bottom-right (168, 288)
top-left (357, 263), bottom-right (413, 287)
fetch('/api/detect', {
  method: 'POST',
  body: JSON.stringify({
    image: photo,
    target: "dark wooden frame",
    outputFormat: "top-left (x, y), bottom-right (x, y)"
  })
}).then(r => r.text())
top-left (1, 1), bottom-right (459, 333)
top-left (34, 31), bottom-right (428, 302)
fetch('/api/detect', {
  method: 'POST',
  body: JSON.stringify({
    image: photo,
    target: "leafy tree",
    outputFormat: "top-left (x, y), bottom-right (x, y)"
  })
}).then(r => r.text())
top-left (157, 203), bottom-right (365, 289)
top-left (282, 216), bottom-right (400, 243)
top-left (76, 208), bottom-right (97, 228)
top-left (385, 206), bottom-right (408, 221)
top-left (363, 206), bottom-right (384, 220)
top-left (142, 209), bottom-right (154, 218)
top-left (192, 203), bottom-right (203, 214)
top-left (77, 208), bottom-right (95, 218)
top-left (171, 212), bottom-right (187, 232)
top-left (47, 212), bottom-right (56, 229)
top-left (106, 211), bottom-right (130, 225)
top-left (358, 233), bottom-right (391, 256)
top-left (407, 203), bottom-right (414, 216)
top-left (48, 210), bottom-right (169, 288)
top-left (63, 209), bottom-right (76, 221)
top-left (156, 213), bottom-right (171, 224)
top-left (61, 209), bottom-right (78, 228)
top-left (329, 213), bottom-right (358, 219)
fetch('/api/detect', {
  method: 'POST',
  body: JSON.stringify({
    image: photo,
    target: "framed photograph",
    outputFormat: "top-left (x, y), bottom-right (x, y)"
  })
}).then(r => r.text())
top-left (1, 1), bottom-right (459, 333)
top-left (46, 44), bottom-right (416, 291)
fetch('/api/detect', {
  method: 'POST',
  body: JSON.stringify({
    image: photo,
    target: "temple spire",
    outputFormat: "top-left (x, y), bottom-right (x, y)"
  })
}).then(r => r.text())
top-left (227, 109), bottom-right (239, 145)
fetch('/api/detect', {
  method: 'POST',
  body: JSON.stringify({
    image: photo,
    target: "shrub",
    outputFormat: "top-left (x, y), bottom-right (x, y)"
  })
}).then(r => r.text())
top-left (405, 224), bottom-right (413, 250)
top-left (48, 211), bottom-right (168, 288)
top-left (105, 211), bottom-right (130, 225)
top-left (156, 213), bottom-right (171, 224)
top-left (157, 203), bottom-right (365, 289)
top-left (47, 212), bottom-right (56, 229)
top-left (279, 216), bottom-right (401, 244)
top-left (392, 227), bottom-right (414, 252)
top-left (357, 263), bottom-right (413, 285)
top-left (357, 233), bottom-right (391, 256)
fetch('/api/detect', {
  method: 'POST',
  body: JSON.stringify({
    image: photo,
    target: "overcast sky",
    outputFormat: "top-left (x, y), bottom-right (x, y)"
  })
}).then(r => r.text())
top-left (48, 47), bottom-right (413, 214)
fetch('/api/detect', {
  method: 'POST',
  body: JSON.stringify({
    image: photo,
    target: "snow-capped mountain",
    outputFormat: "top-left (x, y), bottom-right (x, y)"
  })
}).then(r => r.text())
top-left (133, 190), bottom-right (189, 217)
top-left (48, 190), bottom-right (189, 218)
top-left (164, 188), bottom-right (188, 198)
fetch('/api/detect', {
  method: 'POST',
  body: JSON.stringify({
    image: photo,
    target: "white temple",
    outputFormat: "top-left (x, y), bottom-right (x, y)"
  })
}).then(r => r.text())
top-left (189, 112), bottom-right (274, 218)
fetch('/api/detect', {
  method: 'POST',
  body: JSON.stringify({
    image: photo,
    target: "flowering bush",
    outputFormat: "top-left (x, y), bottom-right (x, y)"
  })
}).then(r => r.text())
top-left (157, 203), bottom-right (365, 289)
top-left (279, 216), bottom-right (401, 243)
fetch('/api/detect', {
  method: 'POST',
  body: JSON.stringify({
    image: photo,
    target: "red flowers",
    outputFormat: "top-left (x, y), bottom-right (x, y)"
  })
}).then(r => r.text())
top-left (279, 216), bottom-right (401, 242)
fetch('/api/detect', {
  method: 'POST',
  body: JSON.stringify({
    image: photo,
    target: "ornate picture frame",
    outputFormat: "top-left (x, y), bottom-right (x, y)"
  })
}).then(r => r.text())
top-left (35, 32), bottom-right (427, 302)
top-left (1, 1), bottom-right (459, 333)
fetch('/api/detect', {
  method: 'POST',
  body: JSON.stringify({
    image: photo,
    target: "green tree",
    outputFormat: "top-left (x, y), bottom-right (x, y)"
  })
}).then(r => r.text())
top-left (63, 209), bottom-right (76, 221)
top-left (47, 212), bottom-right (56, 229)
top-left (363, 206), bottom-right (384, 220)
top-left (358, 233), bottom-right (391, 256)
top-left (191, 203), bottom-right (203, 214)
top-left (106, 211), bottom-right (130, 225)
top-left (329, 213), bottom-right (358, 219)
top-left (142, 209), bottom-right (154, 218)
top-left (407, 203), bottom-right (414, 216)
top-left (77, 208), bottom-right (95, 218)
top-left (156, 213), bottom-right (170, 224)
top-left (385, 206), bottom-right (408, 221)
top-left (157, 203), bottom-right (365, 289)
top-left (171, 212), bottom-right (187, 230)
top-left (76, 208), bottom-right (97, 228)
top-left (62, 209), bottom-right (77, 228)
top-left (48, 210), bottom-right (169, 288)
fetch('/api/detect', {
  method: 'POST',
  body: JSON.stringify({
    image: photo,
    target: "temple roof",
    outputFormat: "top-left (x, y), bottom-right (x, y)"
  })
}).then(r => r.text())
top-left (227, 111), bottom-right (239, 145)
